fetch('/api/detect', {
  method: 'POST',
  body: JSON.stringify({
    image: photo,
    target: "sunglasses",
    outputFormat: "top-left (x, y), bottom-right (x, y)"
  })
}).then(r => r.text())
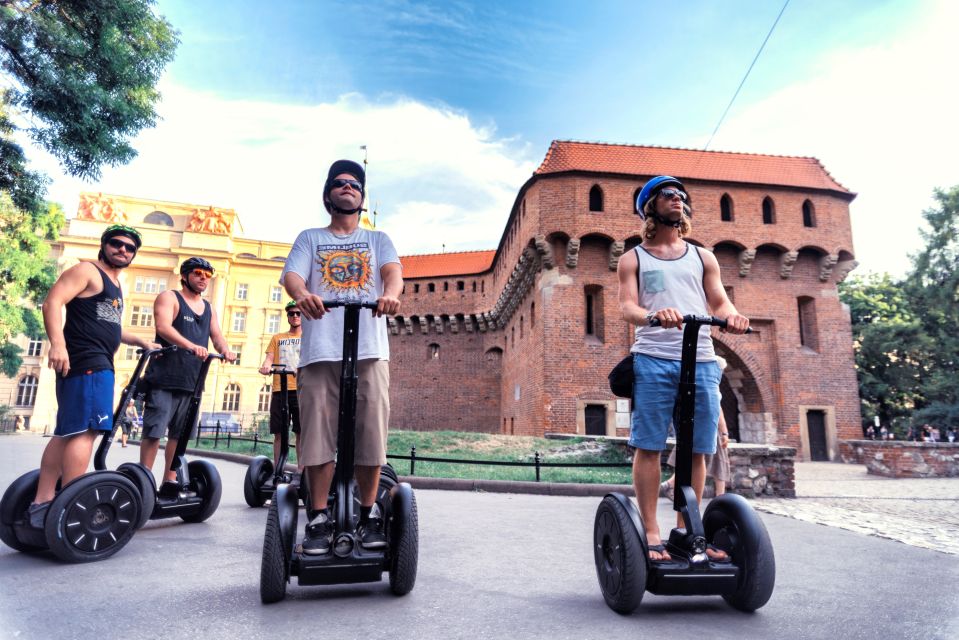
top-left (106, 238), bottom-right (137, 253)
top-left (191, 269), bottom-right (214, 279)
top-left (658, 188), bottom-right (688, 202)
top-left (330, 178), bottom-right (362, 191)
top-left (286, 311), bottom-right (301, 317)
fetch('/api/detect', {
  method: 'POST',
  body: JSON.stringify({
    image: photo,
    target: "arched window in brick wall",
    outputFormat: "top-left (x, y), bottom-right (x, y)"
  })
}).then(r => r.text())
top-left (428, 343), bottom-right (440, 360)
top-left (762, 197), bottom-right (776, 224)
top-left (589, 185), bottom-right (604, 212)
top-left (428, 283), bottom-right (435, 293)
top-left (530, 302), bottom-right (535, 327)
top-left (798, 296), bottom-right (819, 352)
top-left (584, 284), bottom-right (605, 343)
top-left (802, 199), bottom-right (816, 227)
top-left (720, 193), bottom-right (734, 222)
top-left (16, 375), bottom-right (38, 407)
top-left (520, 315), bottom-right (524, 338)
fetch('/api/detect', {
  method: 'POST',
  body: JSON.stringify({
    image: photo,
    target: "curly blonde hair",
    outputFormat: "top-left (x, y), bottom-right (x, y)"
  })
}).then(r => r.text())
top-left (642, 200), bottom-right (692, 240)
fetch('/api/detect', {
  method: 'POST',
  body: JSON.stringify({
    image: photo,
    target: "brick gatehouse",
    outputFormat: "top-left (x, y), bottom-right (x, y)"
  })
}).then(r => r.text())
top-left (388, 140), bottom-right (861, 462)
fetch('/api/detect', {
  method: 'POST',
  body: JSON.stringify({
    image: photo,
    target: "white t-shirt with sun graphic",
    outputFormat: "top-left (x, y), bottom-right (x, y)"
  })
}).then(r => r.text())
top-left (281, 227), bottom-right (400, 366)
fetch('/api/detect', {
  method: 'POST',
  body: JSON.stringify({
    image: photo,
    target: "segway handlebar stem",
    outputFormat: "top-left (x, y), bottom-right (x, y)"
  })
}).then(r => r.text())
top-left (649, 315), bottom-right (754, 333)
top-left (320, 300), bottom-right (379, 311)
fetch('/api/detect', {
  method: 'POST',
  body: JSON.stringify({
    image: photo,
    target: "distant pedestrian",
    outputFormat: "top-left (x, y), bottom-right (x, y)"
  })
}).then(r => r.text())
top-left (879, 425), bottom-right (888, 440)
top-left (866, 425), bottom-right (875, 440)
top-left (947, 428), bottom-right (956, 443)
top-left (14, 415), bottom-right (24, 432)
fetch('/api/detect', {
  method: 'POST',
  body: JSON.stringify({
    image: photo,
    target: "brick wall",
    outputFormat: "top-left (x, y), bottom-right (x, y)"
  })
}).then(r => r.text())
top-left (839, 440), bottom-right (959, 477)
top-left (389, 169), bottom-right (862, 454)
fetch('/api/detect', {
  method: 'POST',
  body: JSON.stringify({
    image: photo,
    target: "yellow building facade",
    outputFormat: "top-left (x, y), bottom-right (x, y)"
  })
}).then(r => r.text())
top-left (2, 192), bottom-right (298, 432)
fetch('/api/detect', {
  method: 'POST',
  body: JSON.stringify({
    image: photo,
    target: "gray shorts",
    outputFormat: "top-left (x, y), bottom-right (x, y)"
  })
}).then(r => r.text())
top-left (142, 389), bottom-right (194, 440)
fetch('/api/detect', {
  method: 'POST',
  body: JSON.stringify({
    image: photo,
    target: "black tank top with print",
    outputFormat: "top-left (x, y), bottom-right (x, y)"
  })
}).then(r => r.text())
top-left (62, 265), bottom-right (123, 377)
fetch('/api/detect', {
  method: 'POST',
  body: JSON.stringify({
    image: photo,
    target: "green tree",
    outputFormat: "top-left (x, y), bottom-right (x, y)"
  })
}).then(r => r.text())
top-left (0, 0), bottom-right (177, 374)
top-left (839, 272), bottom-right (932, 433)
top-left (905, 186), bottom-right (959, 427)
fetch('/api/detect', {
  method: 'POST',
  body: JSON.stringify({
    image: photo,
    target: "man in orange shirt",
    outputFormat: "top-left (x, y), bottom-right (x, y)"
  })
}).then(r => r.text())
top-left (259, 301), bottom-right (302, 468)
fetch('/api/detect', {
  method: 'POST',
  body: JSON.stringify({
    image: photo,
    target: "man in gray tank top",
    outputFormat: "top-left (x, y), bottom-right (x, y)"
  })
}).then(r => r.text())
top-left (618, 176), bottom-right (749, 563)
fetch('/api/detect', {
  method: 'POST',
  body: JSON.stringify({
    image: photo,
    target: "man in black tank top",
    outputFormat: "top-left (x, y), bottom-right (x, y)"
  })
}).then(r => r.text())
top-left (139, 257), bottom-right (234, 495)
top-left (26, 225), bottom-right (157, 527)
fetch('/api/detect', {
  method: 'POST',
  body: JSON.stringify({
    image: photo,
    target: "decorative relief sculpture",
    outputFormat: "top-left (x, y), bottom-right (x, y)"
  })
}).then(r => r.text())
top-left (738, 249), bottom-right (756, 277)
top-left (565, 238), bottom-right (580, 268)
top-left (534, 234), bottom-right (555, 269)
top-left (77, 193), bottom-right (127, 223)
top-left (608, 240), bottom-right (624, 271)
top-left (834, 259), bottom-right (859, 283)
top-left (818, 253), bottom-right (839, 282)
top-left (779, 250), bottom-right (798, 279)
top-left (187, 206), bottom-right (235, 235)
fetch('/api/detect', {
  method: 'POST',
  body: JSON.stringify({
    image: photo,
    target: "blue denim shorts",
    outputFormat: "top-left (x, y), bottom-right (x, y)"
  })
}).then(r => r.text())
top-left (629, 354), bottom-right (721, 454)
top-left (54, 369), bottom-right (115, 437)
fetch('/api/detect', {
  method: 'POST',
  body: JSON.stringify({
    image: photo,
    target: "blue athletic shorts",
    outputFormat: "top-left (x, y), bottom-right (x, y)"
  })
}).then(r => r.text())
top-left (629, 353), bottom-right (721, 454)
top-left (54, 369), bottom-right (115, 437)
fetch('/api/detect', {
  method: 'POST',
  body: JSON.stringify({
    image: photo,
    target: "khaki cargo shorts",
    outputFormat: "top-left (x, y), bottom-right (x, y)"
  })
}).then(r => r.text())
top-left (296, 359), bottom-right (389, 467)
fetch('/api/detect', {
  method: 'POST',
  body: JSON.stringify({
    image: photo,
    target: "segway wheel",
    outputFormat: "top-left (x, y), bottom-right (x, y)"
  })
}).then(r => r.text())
top-left (180, 460), bottom-right (222, 523)
top-left (45, 472), bottom-right (142, 563)
top-left (117, 463), bottom-right (156, 529)
top-left (703, 493), bottom-right (776, 612)
top-left (388, 483), bottom-right (418, 596)
top-left (593, 495), bottom-right (646, 614)
top-left (244, 456), bottom-right (273, 508)
top-left (0, 469), bottom-right (46, 552)
top-left (260, 499), bottom-right (288, 604)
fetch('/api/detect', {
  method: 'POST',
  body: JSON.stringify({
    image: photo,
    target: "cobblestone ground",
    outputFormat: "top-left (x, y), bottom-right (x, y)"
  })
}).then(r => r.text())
top-left (753, 462), bottom-right (959, 555)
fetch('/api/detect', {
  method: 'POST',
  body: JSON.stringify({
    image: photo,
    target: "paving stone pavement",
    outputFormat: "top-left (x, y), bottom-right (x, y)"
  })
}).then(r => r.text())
top-left (753, 461), bottom-right (959, 555)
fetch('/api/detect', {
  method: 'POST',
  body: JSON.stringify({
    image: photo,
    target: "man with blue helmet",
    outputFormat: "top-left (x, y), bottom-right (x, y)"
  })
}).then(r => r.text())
top-left (619, 176), bottom-right (749, 562)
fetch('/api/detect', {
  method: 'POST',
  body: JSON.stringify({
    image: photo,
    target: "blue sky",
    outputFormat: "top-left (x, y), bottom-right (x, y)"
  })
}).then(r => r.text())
top-left (31, 0), bottom-right (959, 275)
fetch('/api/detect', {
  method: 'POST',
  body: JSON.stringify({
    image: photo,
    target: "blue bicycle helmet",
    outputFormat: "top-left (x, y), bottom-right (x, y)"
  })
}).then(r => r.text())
top-left (635, 176), bottom-right (687, 219)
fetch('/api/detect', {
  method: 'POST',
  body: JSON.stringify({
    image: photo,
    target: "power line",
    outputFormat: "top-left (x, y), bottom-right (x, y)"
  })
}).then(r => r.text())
top-left (703, 0), bottom-right (791, 151)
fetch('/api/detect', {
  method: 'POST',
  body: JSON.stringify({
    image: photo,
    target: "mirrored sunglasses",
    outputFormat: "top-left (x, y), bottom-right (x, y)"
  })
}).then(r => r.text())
top-left (191, 269), bottom-right (214, 279)
top-left (330, 178), bottom-right (362, 191)
top-left (657, 188), bottom-right (688, 202)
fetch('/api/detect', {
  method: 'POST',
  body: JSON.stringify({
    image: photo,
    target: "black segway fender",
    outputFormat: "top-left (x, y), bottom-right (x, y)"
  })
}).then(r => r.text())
top-left (703, 493), bottom-right (776, 611)
top-left (244, 456), bottom-right (273, 508)
top-left (273, 482), bottom-right (300, 556)
top-left (179, 459), bottom-right (222, 523)
top-left (605, 492), bottom-right (649, 556)
top-left (116, 463), bottom-right (156, 530)
top-left (0, 469), bottom-right (46, 552)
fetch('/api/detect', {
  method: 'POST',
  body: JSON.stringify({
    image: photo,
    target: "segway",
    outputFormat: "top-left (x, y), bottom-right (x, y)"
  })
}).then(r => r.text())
top-left (0, 347), bottom-right (172, 562)
top-left (593, 315), bottom-right (775, 613)
top-left (244, 365), bottom-right (300, 507)
top-left (138, 352), bottom-right (226, 524)
top-left (260, 300), bottom-right (418, 603)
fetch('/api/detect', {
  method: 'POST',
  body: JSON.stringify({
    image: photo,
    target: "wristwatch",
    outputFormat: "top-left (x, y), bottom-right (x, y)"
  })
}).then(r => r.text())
top-left (645, 311), bottom-right (656, 324)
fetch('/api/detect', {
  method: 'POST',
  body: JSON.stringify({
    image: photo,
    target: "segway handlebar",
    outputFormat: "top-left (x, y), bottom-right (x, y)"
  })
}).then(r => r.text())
top-left (650, 314), bottom-right (753, 333)
top-left (136, 345), bottom-right (178, 356)
top-left (321, 300), bottom-right (379, 311)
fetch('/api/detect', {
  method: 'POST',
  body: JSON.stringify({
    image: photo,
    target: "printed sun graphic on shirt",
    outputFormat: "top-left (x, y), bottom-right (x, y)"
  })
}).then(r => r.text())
top-left (315, 243), bottom-right (374, 299)
top-left (95, 297), bottom-right (123, 325)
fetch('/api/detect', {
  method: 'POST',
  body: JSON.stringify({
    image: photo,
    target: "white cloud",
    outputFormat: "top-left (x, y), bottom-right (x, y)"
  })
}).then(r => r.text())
top-left (705, 0), bottom-right (959, 277)
top-left (36, 86), bottom-right (537, 257)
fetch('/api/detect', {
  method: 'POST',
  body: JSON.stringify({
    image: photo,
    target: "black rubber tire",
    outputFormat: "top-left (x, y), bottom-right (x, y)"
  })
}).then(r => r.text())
top-left (44, 472), bottom-right (142, 563)
top-left (388, 484), bottom-right (418, 596)
top-left (180, 460), bottom-right (222, 523)
top-left (116, 463), bottom-right (156, 529)
top-left (260, 499), bottom-right (288, 604)
top-left (0, 469), bottom-right (45, 552)
top-left (703, 493), bottom-right (776, 612)
top-left (244, 456), bottom-right (273, 508)
top-left (593, 495), bottom-right (646, 614)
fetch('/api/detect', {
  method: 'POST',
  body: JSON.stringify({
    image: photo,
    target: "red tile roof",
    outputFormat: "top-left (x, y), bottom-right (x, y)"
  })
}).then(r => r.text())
top-left (535, 140), bottom-right (852, 194)
top-left (400, 250), bottom-right (495, 279)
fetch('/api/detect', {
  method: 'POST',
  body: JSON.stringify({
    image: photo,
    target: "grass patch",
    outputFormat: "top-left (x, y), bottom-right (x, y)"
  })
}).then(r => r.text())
top-left (185, 429), bottom-right (636, 485)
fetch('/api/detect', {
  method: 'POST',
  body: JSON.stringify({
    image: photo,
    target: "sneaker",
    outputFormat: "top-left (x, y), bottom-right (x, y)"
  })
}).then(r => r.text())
top-left (26, 502), bottom-right (50, 529)
top-left (358, 503), bottom-right (387, 550)
top-left (302, 511), bottom-right (333, 555)
top-left (159, 481), bottom-right (196, 500)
